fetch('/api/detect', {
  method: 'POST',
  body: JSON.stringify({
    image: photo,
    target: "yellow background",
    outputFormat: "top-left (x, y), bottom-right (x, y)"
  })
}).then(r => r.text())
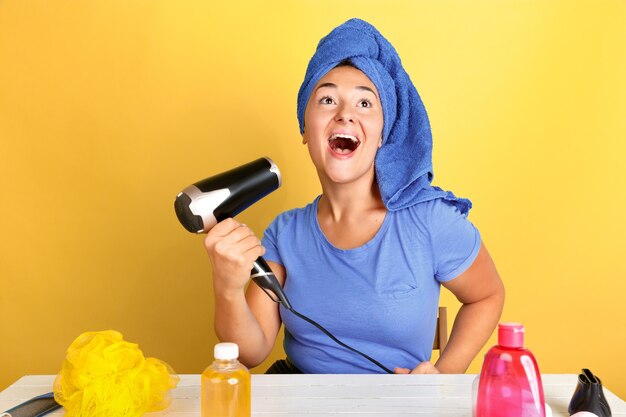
top-left (1, 0), bottom-right (625, 399)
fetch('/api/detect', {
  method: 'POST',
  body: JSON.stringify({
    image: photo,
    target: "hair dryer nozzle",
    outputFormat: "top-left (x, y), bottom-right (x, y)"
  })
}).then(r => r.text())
top-left (174, 157), bottom-right (281, 233)
top-left (174, 191), bottom-right (205, 233)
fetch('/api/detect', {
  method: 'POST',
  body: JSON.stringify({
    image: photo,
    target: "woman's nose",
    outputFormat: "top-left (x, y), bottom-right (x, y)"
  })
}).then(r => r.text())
top-left (335, 104), bottom-right (356, 123)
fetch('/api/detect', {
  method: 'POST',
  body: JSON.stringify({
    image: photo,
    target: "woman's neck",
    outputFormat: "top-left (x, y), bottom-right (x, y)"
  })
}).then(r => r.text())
top-left (316, 176), bottom-right (387, 250)
top-left (318, 178), bottom-right (385, 223)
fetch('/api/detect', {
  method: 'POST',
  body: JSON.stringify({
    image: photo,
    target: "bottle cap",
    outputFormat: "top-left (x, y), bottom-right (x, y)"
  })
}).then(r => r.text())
top-left (498, 322), bottom-right (524, 348)
top-left (214, 342), bottom-right (239, 360)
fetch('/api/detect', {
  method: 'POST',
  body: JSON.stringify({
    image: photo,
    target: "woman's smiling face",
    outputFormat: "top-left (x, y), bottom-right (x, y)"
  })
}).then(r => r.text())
top-left (303, 65), bottom-right (384, 186)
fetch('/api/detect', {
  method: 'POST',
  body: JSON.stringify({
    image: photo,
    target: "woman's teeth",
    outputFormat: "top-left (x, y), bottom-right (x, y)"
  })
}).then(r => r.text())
top-left (329, 134), bottom-right (360, 154)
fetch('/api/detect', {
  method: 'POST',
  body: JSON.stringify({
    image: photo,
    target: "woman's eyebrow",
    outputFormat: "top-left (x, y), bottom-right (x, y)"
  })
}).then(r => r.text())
top-left (356, 85), bottom-right (378, 99)
top-left (315, 83), bottom-right (379, 99)
top-left (315, 82), bottom-right (338, 91)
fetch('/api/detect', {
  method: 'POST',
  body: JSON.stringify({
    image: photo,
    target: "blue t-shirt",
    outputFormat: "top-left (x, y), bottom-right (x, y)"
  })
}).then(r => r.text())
top-left (261, 196), bottom-right (481, 373)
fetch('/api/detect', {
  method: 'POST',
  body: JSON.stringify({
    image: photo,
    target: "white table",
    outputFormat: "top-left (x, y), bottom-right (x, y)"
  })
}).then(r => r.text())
top-left (1, 374), bottom-right (624, 416)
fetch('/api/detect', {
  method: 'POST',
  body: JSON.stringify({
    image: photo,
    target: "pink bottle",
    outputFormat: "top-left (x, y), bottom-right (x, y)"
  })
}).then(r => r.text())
top-left (475, 323), bottom-right (546, 417)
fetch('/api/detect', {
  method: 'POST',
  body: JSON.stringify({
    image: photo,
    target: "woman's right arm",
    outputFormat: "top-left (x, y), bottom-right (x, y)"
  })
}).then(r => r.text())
top-left (204, 218), bottom-right (284, 367)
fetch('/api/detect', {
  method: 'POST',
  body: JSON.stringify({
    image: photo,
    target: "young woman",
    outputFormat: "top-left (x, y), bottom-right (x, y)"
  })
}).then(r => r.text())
top-left (204, 19), bottom-right (505, 374)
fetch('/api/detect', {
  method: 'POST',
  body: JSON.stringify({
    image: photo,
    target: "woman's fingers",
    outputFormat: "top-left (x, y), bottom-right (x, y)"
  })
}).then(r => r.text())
top-left (204, 218), bottom-right (265, 275)
top-left (394, 362), bottom-right (440, 374)
top-left (208, 219), bottom-right (250, 243)
top-left (234, 235), bottom-right (266, 262)
top-left (208, 217), bottom-right (242, 237)
top-left (411, 361), bottom-right (440, 374)
top-left (206, 220), bottom-right (258, 252)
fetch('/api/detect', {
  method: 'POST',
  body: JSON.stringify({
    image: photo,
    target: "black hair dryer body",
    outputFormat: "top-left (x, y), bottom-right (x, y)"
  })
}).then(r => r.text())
top-left (174, 157), bottom-right (291, 309)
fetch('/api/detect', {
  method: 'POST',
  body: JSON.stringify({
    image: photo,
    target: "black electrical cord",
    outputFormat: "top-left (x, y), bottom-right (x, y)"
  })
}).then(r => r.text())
top-left (286, 306), bottom-right (393, 374)
top-left (249, 265), bottom-right (393, 374)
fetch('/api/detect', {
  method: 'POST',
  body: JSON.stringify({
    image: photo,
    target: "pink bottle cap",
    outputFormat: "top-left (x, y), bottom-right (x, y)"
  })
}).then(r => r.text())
top-left (498, 322), bottom-right (524, 348)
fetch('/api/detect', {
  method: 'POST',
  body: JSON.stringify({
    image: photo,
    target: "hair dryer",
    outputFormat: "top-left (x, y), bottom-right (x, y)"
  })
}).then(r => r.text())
top-left (174, 157), bottom-right (291, 309)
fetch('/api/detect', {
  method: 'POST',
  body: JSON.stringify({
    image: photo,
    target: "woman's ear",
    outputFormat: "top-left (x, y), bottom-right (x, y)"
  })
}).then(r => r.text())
top-left (378, 136), bottom-right (383, 148)
top-left (302, 129), bottom-right (307, 145)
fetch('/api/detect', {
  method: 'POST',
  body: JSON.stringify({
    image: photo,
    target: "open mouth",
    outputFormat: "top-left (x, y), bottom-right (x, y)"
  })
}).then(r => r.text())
top-left (328, 134), bottom-right (361, 155)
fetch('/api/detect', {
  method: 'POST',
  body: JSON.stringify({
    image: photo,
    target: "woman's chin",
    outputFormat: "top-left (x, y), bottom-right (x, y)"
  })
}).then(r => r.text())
top-left (323, 166), bottom-right (374, 186)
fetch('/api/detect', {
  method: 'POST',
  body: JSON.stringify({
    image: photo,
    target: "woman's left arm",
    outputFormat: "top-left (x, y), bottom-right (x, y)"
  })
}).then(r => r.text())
top-left (395, 242), bottom-right (505, 374)
top-left (437, 242), bottom-right (505, 373)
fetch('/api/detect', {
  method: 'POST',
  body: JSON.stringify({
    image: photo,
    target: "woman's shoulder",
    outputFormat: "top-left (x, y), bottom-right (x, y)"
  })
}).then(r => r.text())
top-left (402, 197), bottom-right (469, 217)
top-left (392, 197), bottom-right (449, 216)
top-left (392, 198), bottom-right (471, 232)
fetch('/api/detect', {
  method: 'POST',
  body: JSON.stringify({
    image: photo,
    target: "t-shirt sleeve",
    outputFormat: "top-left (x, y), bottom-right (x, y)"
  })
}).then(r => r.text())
top-left (261, 215), bottom-right (284, 266)
top-left (429, 199), bottom-right (482, 282)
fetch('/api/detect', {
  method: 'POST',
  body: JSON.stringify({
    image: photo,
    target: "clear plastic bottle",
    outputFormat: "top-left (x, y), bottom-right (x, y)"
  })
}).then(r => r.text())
top-left (475, 323), bottom-right (546, 417)
top-left (201, 342), bottom-right (251, 417)
top-left (472, 374), bottom-right (481, 416)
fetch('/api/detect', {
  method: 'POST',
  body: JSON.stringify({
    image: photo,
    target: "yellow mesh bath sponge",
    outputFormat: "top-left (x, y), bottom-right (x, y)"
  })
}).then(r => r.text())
top-left (53, 330), bottom-right (180, 417)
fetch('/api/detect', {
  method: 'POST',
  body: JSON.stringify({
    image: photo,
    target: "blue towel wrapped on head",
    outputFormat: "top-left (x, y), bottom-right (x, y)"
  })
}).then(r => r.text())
top-left (297, 18), bottom-right (472, 214)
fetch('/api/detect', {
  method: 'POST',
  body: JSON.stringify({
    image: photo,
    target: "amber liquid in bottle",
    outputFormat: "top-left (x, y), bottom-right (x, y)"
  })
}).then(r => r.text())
top-left (201, 357), bottom-right (251, 417)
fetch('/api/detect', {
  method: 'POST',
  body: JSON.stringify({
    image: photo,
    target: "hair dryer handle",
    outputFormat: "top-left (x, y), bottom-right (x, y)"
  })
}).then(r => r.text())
top-left (251, 257), bottom-right (292, 310)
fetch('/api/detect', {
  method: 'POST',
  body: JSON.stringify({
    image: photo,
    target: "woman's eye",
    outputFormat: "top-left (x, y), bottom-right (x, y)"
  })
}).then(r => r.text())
top-left (359, 100), bottom-right (372, 108)
top-left (320, 97), bottom-right (334, 104)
